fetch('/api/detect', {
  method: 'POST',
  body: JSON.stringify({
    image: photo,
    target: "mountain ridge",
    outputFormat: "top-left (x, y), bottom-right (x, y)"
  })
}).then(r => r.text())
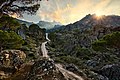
top-left (47, 14), bottom-right (120, 80)
top-left (16, 19), bottom-right (61, 29)
top-left (55, 14), bottom-right (120, 31)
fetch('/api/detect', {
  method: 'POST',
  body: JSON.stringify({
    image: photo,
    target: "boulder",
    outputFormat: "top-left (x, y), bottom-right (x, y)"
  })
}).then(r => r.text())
top-left (1, 50), bottom-right (26, 60)
top-left (0, 50), bottom-right (26, 69)
top-left (0, 71), bottom-right (5, 76)
top-left (98, 64), bottom-right (120, 80)
top-left (86, 60), bottom-right (98, 68)
top-left (0, 50), bottom-right (26, 79)
top-left (64, 64), bottom-right (79, 72)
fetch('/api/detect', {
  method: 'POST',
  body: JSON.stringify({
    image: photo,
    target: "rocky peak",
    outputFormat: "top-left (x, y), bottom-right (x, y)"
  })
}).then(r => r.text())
top-left (62, 14), bottom-right (120, 31)
top-left (79, 14), bottom-right (120, 27)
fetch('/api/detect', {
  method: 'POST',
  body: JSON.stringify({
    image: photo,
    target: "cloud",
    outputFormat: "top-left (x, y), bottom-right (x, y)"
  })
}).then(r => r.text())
top-left (36, 0), bottom-right (120, 25)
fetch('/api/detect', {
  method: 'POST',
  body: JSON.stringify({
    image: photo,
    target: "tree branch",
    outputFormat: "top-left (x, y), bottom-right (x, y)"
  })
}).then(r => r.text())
top-left (0, 0), bottom-right (43, 16)
top-left (0, 0), bottom-right (11, 9)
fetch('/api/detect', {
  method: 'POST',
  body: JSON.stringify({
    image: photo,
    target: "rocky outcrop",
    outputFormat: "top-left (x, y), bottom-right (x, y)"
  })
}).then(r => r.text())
top-left (17, 24), bottom-right (28, 39)
top-left (1, 50), bottom-right (26, 63)
top-left (47, 14), bottom-right (120, 80)
top-left (0, 50), bottom-right (26, 79)
top-left (86, 60), bottom-right (99, 68)
top-left (98, 64), bottom-right (120, 80)
top-left (27, 58), bottom-right (66, 80)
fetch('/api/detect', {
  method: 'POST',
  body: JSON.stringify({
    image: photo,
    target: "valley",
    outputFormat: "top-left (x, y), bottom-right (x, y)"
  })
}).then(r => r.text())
top-left (41, 33), bottom-right (84, 80)
top-left (0, 0), bottom-right (120, 80)
top-left (47, 14), bottom-right (120, 80)
top-left (0, 14), bottom-right (120, 80)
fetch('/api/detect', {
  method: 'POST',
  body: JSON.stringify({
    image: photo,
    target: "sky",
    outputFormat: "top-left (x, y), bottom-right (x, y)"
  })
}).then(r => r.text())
top-left (21, 0), bottom-right (120, 25)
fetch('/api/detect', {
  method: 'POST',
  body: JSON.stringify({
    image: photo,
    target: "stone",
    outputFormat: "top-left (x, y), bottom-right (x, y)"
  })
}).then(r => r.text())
top-left (86, 60), bottom-right (98, 68)
top-left (27, 58), bottom-right (66, 80)
top-left (0, 50), bottom-right (26, 77)
top-left (0, 71), bottom-right (5, 76)
top-left (98, 64), bottom-right (120, 80)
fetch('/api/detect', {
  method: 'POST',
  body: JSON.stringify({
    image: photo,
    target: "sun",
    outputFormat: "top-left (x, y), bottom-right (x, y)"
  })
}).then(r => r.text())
top-left (95, 11), bottom-right (104, 19)
top-left (96, 12), bottom-right (103, 17)
top-left (96, 13), bottom-right (102, 17)
top-left (95, 12), bottom-right (103, 19)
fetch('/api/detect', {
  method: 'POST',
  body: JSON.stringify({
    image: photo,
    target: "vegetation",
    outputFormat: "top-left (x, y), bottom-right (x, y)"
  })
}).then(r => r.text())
top-left (0, 15), bottom-right (20, 30)
top-left (28, 24), bottom-right (46, 44)
top-left (0, 30), bottom-right (24, 50)
top-left (48, 24), bottom-right (120, 80)
top-left (103, 32), bottom-right (120, 49)
top-left (92, 31), bottom-right (120, 52)
top-left (92, 40), bottom-right (107, 52)
top-left (29, 24), bottom-right (40, 34)
top-left (0, 1), bottom-right (47, 79)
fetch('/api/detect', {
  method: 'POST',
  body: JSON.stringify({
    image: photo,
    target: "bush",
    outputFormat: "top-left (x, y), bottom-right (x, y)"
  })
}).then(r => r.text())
top-left (92, 32), bottom-right (120, 52)
top-left (0, 30), bottom-right (24, 49)
top-left (0, 15), bottom-right (20, 30)
top-left (92, 40), bottom-right (107, 52)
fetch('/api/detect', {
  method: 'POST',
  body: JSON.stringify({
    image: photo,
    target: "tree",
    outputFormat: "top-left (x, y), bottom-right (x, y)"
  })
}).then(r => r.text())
top-left (0, 0), bottom-right (48, 17)
top-left (92, 32), bottom-right (120, 52)
top-left (0, 15), bottom-right (20, 30)
top-left (29, 24), bottom-right (45, 43)
top-left (0, 30), bottom-right (24, 51)
top-left (103, 32), bottom-right (120, 49)
top-left (92, 40), bottom-right (107, 52)
top-left (29, 24), bottom-right (40, 34)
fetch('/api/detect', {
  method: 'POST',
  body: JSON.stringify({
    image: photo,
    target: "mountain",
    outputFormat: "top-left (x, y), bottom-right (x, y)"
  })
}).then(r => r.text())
top-left (76, 14), bottom-right (120, 27)
top-left (47, 14), bottom-right (120, 80)
top-left (16, 19), bottom-right (61, 29)
top-left (46, 25), bottom-right (62, 32)
top-left (16, 19), bottom-right (33, 27)
top-left (37, 21), bottom-right (61, 29)
top-left (58, 14), bottom-right (120, 31)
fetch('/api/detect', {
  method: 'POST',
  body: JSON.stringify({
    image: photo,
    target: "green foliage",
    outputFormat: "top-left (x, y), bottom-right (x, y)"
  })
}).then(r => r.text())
top-left (0, 15), bottom-right (20, 30)
top-left (25, 36), bottom-right (37, 49)
top-left (21, 46), bottom-right (30, 51)
top-left (28, 24), bottom-right (45, 43)
top-left (92, 32), bottom-right (120, 52)
top-left (29, 24), bottom-right (40, 33)
top-left (75, 47), bottom-right (92, 59)
top-left (103, 31), bottom-right (120, 49)
top-left (56, 56), bottom-right (82, 65)
top-left (92, 40), bottom-right (107, 52)
top-left (29, 24), bottom-right (41, 38)
top-left (49, 32), bottom-right (56, 40)
top-left (0, 30), bottom-right (24, 49)
top-left (21, 24), bottom-right (28, 31)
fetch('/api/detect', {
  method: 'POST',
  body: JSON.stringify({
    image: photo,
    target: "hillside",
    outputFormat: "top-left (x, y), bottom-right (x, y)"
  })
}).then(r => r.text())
top-left (0, 14), bottom-right (120, 80)
top-left (1, 15), bottom-right (79, 80)
top-left (48, 14), bottom-right (120, 80)
top-left (56, 14), bottom-right (120, 31)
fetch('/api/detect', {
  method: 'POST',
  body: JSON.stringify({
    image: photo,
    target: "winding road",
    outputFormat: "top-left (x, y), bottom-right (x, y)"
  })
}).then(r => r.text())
top-left (41, 33), bottom-right (84, 80)
top-left (41, 41), bottom-right (49, 58)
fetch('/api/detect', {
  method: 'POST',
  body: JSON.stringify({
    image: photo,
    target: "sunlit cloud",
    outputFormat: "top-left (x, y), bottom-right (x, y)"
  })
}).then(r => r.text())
top-left (36, 0), bottom-right (120, 25)
top-left (10, 13), bottom-right (19, 18)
